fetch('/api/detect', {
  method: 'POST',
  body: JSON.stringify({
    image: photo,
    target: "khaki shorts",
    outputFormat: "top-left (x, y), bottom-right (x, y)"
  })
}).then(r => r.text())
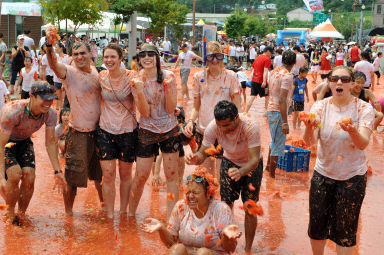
top-left (65, 127), bottom-right (102, 187)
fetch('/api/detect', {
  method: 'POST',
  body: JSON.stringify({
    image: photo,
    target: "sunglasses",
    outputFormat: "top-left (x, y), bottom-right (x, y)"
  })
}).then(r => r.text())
top-left (206, 53), bottom-right (224, 62)
top-left (329, 75), bottom-right (352, 83)
top-left (138, 51), bottom-right (157, 58)
top-left (186, 175), bottom-right (205, 183)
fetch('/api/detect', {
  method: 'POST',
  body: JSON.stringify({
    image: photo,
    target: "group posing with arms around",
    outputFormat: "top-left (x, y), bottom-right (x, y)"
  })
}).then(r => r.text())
top-left (0, 26), bottom-right (378, 255)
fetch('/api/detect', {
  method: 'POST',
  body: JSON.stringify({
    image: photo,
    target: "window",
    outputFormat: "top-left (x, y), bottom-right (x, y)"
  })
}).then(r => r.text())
top-left (378, 4), bottom-right (382, 14)
top-left (382, 16), bottom-right (384, 25)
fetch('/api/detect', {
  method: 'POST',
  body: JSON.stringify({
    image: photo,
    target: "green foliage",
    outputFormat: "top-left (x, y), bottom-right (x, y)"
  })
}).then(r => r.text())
top-left (225, 11), bottom-right (247, 38)
top-left (111, 0), bottom-right (188, 37)
top-left (38, 0), bottom-right (109, 28)
top-left (243, 15), bottom-right (276, 37)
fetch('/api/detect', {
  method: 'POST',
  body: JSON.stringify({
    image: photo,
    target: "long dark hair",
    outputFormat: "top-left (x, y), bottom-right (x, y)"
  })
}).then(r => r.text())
top-left (155, 54), bottom-right (164, 84)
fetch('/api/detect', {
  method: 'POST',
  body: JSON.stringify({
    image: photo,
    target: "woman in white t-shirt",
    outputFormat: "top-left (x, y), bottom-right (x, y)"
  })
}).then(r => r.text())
top-left (303, 66), bottom-right (374, 254)
top-left (142, 168), bottom-right (241, 255)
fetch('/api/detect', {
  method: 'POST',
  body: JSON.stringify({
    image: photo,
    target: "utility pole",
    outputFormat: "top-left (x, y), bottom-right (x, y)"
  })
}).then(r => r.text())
top-left (351, 1), bottom-right (357, 41)
top-left (128, 11), bottom-right (137, 69)
top-left (192, 0), bottom-right (196, 47)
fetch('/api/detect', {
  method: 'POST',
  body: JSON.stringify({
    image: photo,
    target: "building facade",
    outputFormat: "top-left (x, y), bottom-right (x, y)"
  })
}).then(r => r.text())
top-left (373, 0), bottom-right (384, 28)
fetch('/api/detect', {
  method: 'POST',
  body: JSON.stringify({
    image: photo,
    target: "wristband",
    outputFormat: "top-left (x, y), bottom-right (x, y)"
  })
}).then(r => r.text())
top-left (54, 169), bottom-right (63, 175)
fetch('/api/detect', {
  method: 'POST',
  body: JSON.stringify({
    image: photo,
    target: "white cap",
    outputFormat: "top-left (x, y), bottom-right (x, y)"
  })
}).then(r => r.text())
top-left (17, 34), bottom-right (24, 40)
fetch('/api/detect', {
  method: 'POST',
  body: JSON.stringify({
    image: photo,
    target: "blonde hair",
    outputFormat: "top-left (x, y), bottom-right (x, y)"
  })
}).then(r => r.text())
top-left (206, 41), bottom-right (224, 76)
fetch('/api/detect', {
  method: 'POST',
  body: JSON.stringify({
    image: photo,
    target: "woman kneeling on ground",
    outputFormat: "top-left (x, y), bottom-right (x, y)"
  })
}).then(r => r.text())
top-left (142, 167), bottom-right (241, 255)
top-left (303, 66), bottom-right (374, 255)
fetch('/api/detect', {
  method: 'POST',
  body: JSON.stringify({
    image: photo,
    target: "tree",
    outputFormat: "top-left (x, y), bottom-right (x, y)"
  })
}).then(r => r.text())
top-left (38, 0), bottom-right (109, 31)
top-left (225, 11), bottom-right (247, 38)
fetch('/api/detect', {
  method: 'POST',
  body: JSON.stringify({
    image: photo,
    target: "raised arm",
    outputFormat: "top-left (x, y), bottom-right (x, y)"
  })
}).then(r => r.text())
top-left (163, 73), bottom-right (177, 114)
top-left (45, 28), bottom-right (66, 79)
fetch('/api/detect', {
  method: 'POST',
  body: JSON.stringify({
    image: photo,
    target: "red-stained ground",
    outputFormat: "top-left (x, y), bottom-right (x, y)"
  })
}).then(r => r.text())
top-left (1, 67), bottom-right (384, 255)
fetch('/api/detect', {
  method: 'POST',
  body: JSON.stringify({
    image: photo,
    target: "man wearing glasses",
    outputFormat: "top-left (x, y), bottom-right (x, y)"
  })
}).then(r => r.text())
top-left (186, 100), bottom-right (262, 254)
top-left (44, 27), bottom-right (103, 216)
top-left (174, 43), bottom-right (202, 100)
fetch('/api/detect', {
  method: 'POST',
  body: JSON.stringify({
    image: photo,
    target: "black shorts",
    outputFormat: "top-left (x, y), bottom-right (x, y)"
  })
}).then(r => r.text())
top-left (241, 81), bottom-right (247, 89)
top-left (220, 157), bottom-right (263, 206)
top-left (308, 171), bottom-right (367, 247)
top-left (195, 132), bottom-right (223, 158)
top-left (375, 71), bottom-right (381, 79)
top-left (5, 138), bottom-right (35, 180)
top-left (136, 127), bottom-right (180, 158)
top-left (46, 75), bottom-right (54, 86)
top-left (21, 90), bottom-right (30, 99)
top-left (293, 100), bottom-right (304, 112)
top-left (251, 82), bottom-right (267, 97)
top-left (95, 127), bottom-right (137, 162)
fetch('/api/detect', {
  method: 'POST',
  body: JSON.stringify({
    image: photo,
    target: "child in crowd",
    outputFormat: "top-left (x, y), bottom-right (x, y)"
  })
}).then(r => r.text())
top-left (131, 55), bottom-right (138, 72)
top-left (16, 57), bottom-right (38, 99)
top-left (292, 66), bottom-right (309, 129)
top-left (0, 76), bottom-right (10, 110)
top-left (352, 71), bottom-right (383, 131)
top-left (234, 66), bottom-right (249, 107)
top-left (55, 107), bottom-right (70, 157)
top-left (5, 50), bottom-right (12, 81)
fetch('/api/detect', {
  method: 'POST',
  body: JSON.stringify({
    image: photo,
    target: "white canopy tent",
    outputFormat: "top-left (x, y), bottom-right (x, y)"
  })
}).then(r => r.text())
top-left (309, 19), bottom-right (344, 39)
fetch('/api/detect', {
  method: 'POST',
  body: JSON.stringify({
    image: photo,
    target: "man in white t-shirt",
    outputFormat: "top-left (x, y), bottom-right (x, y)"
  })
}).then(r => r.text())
top-left (23, 30), bottom-right (37, 58)
top-left (354, 51), bottom-right (375, 89)
top-left (186, 100), bottom-right (262, 254)
top-left (229, 41), bottom-right (237, 65)
top-left (162, 37), bottom-right (171, 62)
top-left (174, 43), bottom-right (202, 99)
top-left (39, 30), bottom-right (46, 49)
top-left (41, 46), bottom-right (55, 86)
top-left (249, 43), bottom-right (256, 64)
top-left (292, 45), bottom-right (306, 76)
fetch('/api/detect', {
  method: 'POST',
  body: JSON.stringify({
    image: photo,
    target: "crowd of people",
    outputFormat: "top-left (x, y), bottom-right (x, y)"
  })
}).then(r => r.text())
top-left (0, 26), bottom-right (382, 255)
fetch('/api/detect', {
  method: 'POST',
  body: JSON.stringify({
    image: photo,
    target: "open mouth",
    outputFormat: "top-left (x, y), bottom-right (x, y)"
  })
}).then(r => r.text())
top-left (336, 88), bottom-right (344, 95)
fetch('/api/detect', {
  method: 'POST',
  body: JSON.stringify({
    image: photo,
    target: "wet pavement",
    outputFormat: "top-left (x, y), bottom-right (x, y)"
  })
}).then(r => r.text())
top-left (1, 68), bottom-right (384, 255)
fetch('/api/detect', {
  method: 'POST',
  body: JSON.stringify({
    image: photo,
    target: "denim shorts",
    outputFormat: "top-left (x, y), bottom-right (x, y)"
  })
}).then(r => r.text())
top-left (266, 111), bottom-right (286, 157)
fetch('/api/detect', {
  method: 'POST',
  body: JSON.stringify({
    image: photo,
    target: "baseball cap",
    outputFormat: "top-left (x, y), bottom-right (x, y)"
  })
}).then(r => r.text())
top-left (31, 82), bottom-right (58, 101)
top-left (17, 35), bottom-right (25, 40)
top-left (264, 46), bottom-right (274, 54)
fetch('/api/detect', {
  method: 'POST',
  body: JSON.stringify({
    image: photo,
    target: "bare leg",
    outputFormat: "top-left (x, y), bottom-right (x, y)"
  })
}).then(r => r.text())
top-left (18, 167), bottom-right (35, 216)
top-left (63, 184), bottom-right (77, 215)
top-left (177, 156), bottom-right (185, 184)
top-left (310, 239), bottom-right (326, 255)
top-left (202, 157), bottom-right (216, 177)
top-left (152, 152), bottom-right (164, 186)
top-left (245, 96), bottom-right (256, 113)
top-left (292, 111), bottom-right (298, 129)
top-left (128, 156), bottom-right (154, 216)
top-left (118, 160), bottom-right (133, 214)
top-left (244, 211), bottom-right (257, 253)
top-left (100, 160), bottom-right (116, 218)
top-left (168, 243), bottom-right (188, 255)
top-left (5, 165), bottom-right (22, 219)
top-left (162, 152), bottom-right (179, 220)
top-left (335, 245), bottom-right (353, 255)
top-left (242, 88), bottom-right (247, 107)
top-left (94, 180), bottom-right (103, 204)
top-left (269, 155), bottom-right (278, 178)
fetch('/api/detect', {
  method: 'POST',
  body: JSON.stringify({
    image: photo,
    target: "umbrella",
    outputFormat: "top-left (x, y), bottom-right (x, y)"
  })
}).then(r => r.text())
top-left (347, 41), bottom-right (356, 46)
top-left (266, 33), bottom-right (276, 38)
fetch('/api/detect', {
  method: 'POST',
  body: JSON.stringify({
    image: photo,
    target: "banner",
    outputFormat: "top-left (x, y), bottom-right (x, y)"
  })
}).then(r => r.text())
top-left (303, 0), bottom-right (324, 13)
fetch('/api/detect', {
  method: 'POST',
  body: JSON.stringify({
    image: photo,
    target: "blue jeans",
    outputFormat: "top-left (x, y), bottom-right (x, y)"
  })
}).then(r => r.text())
top-left (266, 111), bottom-right (286, 157)
top-left (10, 69), bottom-right (19, 85)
